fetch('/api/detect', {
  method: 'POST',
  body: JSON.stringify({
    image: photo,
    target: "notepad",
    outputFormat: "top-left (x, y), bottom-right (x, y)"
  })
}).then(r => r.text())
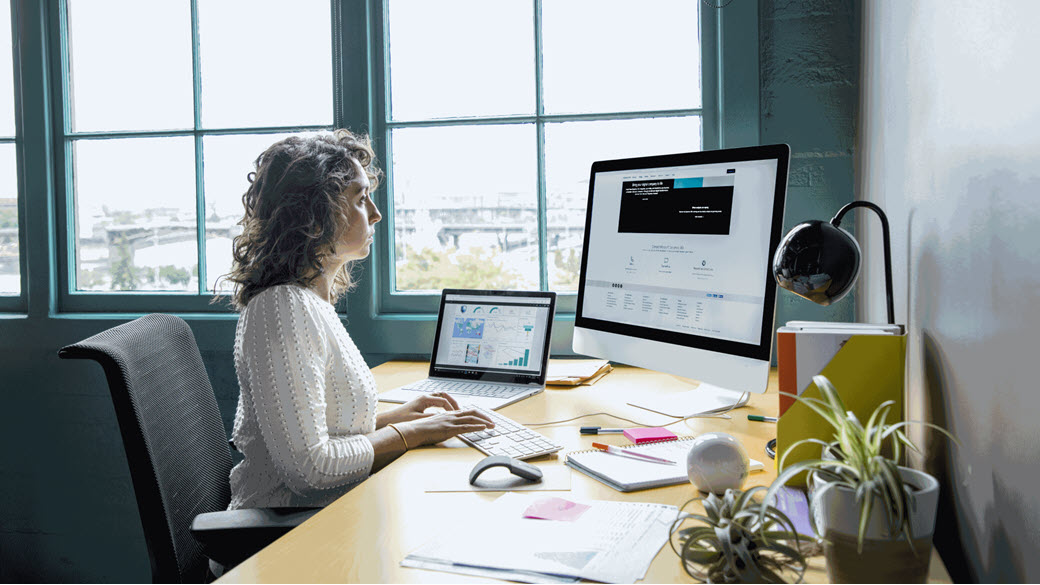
top-left (623, 427), bottom-right (677, 444)
top-left (566, 437), bottom-right (763, 492)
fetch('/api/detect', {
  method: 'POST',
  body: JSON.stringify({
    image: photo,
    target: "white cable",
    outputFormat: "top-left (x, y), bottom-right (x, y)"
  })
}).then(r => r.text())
top-left (519, 394), bottom-right (748, 429)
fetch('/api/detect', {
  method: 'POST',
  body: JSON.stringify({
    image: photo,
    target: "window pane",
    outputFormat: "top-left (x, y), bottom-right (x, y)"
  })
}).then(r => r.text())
top-left (388, 0), bottom-right (534, 121)
top-left (544, 116), bottom-right (701, 290)
top-left (542, 0), bottom-right (701, 115)
top-left (66, 1), bottom-right (193, 132)
top-left (198, 0), bottom-right (332, 128)
top-left (0, 0), bottom-right (14, 136)
top-left (73, 138), bottom-right (197, 292)
top-left (202, 132), bottom-right (303, 292)
top-left (0, 144), bottom-right (17, 295)
top-left (392, 125), bottom-right (538, 291)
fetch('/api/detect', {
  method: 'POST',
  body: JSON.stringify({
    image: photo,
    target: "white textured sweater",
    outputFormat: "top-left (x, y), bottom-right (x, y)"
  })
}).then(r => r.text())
top-left (228, 284), bottom-right (377, 509)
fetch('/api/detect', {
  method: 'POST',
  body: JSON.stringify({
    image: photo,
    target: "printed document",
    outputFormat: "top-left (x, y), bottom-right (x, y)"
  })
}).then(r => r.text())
top-left (403, 492), bottom-right (677, 583)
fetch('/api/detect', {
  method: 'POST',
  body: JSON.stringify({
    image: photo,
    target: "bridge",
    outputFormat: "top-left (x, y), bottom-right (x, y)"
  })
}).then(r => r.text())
top-left (5, 205), bottom-right (589, 275)
top-left (76, 218), bottom-right (242, 261)
top-left (394, 206), bottom-right (586, 251)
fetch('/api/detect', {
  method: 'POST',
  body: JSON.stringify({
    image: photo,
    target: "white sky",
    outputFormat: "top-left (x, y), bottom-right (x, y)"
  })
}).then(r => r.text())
top-left (0, 0), bottom-right (13, 136)
top-left (2, 0), bottom-right (16, 295)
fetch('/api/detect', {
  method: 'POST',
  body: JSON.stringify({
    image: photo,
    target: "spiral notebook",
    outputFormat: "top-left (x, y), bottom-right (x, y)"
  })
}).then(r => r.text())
top-left (566, 437), bottom-right (764, 492)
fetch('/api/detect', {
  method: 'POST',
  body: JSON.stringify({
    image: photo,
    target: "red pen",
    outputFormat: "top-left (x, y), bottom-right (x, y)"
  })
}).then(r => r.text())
top-left (591, 442), bottom-right (676, 465)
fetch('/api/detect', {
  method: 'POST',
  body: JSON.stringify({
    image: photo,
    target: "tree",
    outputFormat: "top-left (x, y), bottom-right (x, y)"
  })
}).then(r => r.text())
top-left (395, 245), bottom-right (522, 291)
top-left (551, 248), bottom-right (581, 290)
top-left (0, 207), bottom-right (17, 229)
top-left (110, 235), bottom-right (141, 290)
top-left (159, 265), bottom-right (191, 288)
top-left (77, 268), bottom-right (106, 290)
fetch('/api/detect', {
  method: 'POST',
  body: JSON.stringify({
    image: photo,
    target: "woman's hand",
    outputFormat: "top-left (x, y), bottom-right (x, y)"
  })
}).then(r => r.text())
top-left (378, 392), bottom-right (461, 427)
top-left (397, 408), bottom-right (496, 448)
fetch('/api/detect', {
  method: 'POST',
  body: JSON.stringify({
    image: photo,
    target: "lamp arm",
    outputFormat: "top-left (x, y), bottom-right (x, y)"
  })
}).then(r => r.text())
top-left (830, 201), bottom-right (895, 325)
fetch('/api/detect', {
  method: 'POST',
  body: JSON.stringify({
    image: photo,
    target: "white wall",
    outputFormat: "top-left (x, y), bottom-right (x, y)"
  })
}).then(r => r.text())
top-left (857, 1), bottom-right (1040, 581)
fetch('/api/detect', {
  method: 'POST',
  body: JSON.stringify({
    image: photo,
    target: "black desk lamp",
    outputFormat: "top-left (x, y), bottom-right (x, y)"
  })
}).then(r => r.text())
top-left (772, 201), bottom-right (895, 324)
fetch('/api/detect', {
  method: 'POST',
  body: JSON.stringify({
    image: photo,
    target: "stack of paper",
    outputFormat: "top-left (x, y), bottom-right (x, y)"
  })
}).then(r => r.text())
top-left (775, 320), bottom-right (907, 484)
top-left (776, 320), bottom-right (903, 415)
top-left (546, 359), bottom-right (612, 386)
top-left (402, 492), bottom-right (677, 583)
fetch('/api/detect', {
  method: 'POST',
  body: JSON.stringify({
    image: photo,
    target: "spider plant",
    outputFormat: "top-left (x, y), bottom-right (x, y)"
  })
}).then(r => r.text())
top-left (670, 487), bottom-right (809, 583)
top-left (762, 374), bottom-right (961, 553)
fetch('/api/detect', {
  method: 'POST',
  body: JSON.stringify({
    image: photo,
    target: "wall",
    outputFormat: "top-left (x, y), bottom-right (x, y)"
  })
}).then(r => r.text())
top-left (761, 0), bottom-right (860, 332)
top-left (858, 1), bottom-right (1040, 581)
top-left (0, 2), bottom-right (864, 581)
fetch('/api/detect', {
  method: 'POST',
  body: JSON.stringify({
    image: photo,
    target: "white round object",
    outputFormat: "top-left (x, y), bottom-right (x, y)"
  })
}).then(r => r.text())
top-left (686, 432), bottom-right (750, 494)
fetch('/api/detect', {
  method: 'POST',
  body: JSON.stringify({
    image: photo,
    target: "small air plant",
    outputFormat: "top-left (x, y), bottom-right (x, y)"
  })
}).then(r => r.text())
top-left (670, 487), bottom-right (810, 583)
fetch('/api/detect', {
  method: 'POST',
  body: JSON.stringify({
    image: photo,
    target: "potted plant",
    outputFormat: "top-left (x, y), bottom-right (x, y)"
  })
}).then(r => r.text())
top-left (763, 374), bottom-right (961, 583)
top-left (670, 487), bottom-right (810, 583)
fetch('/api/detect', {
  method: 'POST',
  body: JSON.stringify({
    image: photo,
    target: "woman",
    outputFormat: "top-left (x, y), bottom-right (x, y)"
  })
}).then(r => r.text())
top-left (222, 129), bottom-right (494, 509)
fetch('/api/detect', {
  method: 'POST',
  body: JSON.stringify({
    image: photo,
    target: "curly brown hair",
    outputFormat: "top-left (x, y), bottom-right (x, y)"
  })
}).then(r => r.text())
top-left (219, 129), bottom-right (382, 310)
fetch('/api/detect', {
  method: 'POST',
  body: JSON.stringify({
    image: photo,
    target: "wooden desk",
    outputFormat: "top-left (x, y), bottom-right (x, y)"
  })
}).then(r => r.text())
top-left (218, 361), bottom-right (950, 583)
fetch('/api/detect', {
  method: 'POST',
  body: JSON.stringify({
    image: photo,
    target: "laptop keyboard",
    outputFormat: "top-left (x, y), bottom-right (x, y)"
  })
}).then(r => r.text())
top-left (408, 379), bottom-right (529, 399)
top-left (458, 404), bottom-right (563, 460)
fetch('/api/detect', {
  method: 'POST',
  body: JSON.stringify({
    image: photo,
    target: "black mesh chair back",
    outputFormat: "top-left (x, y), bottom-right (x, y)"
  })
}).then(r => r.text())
top-left (59, 314), bottom-right (233, 583)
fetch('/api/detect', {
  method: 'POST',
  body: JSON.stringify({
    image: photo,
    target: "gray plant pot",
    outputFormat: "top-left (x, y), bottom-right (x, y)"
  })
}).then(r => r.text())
top-left (811, 466), bottom-right (939, 583)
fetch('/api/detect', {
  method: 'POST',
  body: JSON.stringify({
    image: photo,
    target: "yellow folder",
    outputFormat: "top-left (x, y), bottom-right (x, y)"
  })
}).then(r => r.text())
top-left (776, 332), bottom-right (907, 485)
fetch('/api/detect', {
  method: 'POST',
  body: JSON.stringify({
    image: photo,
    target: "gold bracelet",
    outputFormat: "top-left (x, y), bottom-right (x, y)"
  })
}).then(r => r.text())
top-left (387, 423), bottom-right (409, 450)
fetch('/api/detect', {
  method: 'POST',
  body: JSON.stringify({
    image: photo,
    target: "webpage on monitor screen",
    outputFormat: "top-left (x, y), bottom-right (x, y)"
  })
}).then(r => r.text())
top-left (581, 158), bottom-right (779, 346)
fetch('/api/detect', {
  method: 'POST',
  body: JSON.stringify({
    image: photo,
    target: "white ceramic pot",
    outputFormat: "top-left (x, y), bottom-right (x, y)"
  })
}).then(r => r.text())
top-left (812, 466), bottom-right (939, 583)
top-left (812, 466), bottom-right (939, 540)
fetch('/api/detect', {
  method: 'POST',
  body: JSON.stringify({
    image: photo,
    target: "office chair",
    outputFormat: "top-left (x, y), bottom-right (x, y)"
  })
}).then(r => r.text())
top-left (59, 314), bottom-right (318, 583)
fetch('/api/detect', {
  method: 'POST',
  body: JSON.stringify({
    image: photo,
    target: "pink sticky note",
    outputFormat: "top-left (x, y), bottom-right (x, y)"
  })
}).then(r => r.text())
top-left (523, 497), bottom-right (591, 522)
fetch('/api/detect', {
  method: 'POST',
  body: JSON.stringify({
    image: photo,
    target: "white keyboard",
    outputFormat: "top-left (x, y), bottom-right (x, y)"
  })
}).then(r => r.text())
top-left (458, 404), bottom-right (563, 460)
top-left (407, 379), bottom-right (529, 399)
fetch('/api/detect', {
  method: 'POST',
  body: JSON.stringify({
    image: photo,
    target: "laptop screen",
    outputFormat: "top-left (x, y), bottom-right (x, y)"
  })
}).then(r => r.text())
top-left (429, 289), bottom-right (556, 384)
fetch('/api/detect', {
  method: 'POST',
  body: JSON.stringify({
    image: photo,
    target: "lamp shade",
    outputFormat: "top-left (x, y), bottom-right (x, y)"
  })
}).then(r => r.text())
top-left (772, 220), bottom-right (861, 306)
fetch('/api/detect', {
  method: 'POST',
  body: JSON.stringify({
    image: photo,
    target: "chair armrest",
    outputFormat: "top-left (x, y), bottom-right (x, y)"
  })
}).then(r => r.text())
top-left (191, 507), bottom-right (320, 568)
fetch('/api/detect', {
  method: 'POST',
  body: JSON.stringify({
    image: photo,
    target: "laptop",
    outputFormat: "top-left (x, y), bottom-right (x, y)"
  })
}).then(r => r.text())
top-left (378, 289), bottom-right (557, 411)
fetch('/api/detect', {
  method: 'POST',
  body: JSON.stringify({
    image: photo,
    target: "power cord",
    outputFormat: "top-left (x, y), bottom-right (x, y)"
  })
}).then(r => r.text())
top-left (519, 393), bottom-right (750, 431)
top-left (520, 411), bottom-right (688, 429)
top-left (765, 438), bottom-right (777, 460)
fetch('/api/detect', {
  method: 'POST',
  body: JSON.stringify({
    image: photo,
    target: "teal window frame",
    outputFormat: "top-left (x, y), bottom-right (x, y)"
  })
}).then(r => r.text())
top-left (9, 0), bottom-right (759, 355)
top-left (49, 0), bottom-right (350, 314)
top-left (346, 0), bottom-right (760, 357)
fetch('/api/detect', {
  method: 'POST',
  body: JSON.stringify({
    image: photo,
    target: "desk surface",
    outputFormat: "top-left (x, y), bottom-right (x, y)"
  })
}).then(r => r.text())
top-left (218, 361), bottom-right (950, 583)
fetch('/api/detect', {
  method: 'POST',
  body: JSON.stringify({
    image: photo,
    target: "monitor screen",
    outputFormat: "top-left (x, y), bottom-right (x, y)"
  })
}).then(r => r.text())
top-left (430, 289), bottom-right (556, 384)
top-left (574, 145), bottom-right (789, 395)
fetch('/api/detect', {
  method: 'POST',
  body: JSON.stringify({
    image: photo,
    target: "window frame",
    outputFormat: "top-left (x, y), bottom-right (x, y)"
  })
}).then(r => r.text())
top-left (49, 0), bottom-right (340, 313)
top-left (22, 0), bottom-right (758, 336)
top-left (347, 0), bottom-right (760, 356)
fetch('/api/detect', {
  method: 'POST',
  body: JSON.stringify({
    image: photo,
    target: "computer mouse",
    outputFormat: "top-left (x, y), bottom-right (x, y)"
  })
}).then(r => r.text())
top-left (469, 455), bottom-right (543, 485)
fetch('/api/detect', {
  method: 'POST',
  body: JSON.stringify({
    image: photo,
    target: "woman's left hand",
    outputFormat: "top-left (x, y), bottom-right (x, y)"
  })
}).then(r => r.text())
top-left (378, 392), bottom-right (460, 426)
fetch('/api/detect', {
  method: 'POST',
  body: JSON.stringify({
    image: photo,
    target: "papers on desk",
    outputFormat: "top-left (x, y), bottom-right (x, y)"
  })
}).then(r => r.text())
top-left (546, 359), bottom-right (612, 386)
top-left (402, 492), bottom-right (677, 583)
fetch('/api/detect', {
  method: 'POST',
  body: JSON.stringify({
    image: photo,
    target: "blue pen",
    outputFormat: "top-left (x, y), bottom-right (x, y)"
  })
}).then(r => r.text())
top-left (580, 426), bottom-right (625, 434)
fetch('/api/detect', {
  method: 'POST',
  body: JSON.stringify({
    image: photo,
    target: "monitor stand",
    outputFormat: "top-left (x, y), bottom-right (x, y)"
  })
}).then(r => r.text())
top-left (628, 381), bottom-right (749, 419)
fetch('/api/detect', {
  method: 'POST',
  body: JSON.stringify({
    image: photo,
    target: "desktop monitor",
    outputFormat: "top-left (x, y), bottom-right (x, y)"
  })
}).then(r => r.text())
top-left (573, 144), bottom-right (790, 415)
